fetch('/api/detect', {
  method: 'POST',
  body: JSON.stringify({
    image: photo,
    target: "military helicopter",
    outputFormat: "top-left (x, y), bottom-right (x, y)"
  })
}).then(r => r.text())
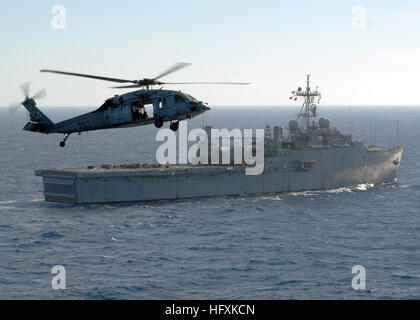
top-left (11, 63), bottom-right (249, 147)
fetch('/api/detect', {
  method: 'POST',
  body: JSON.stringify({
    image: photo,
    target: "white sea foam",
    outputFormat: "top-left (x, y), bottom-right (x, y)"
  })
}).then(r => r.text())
top-left (325, 187), bottom-right (352, 193)
top-left (354, 183), bottom-right (374, 191)
top-left (0, 200), bottom-right (18, 204)
top-left (286, 183), bottom-right (375, 197)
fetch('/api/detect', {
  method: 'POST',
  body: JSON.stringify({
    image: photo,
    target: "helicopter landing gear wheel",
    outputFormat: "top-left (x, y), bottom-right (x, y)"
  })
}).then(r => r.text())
top-left (59, 133), bottom-right (70, 148)
top-left (170, 121), bottom-right (179, 132)
top-left (154, 118), bottom-right (163, 128)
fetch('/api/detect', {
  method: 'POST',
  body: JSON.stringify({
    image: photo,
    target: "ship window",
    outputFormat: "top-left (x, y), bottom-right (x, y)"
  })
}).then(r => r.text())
top-left (298, 161), bottom-right (315, 169)
top-left (304, 162), bottom-right (314, 169)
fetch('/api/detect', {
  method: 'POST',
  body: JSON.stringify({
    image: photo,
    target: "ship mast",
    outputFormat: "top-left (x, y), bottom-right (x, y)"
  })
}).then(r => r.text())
top-left (295, 75), bottom-right (321, 129)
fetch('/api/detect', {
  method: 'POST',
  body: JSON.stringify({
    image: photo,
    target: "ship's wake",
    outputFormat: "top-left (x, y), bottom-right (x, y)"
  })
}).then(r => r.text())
top-left (251, 182), bottom-right (386, 201)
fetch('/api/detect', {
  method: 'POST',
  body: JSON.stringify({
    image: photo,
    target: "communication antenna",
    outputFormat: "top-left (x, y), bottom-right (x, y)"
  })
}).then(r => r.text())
top-left (292, 74), bottom-right (321, 128)
top-left (374, 118), bottom-right (377, 146)
top-left (348, 106), bottom-right (352, 137)
top-left (397, 120), bottom-right (400, 148)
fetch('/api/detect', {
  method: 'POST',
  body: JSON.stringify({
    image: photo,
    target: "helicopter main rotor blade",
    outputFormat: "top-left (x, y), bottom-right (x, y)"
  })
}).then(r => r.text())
top-left (40, 69), bottom-right (134, 83)
top-left (162, 82), bottom-right (251, 85)
top-left (153, 63), bottom-right (191, 80)
top-left (111, 84), bottom-right (144, 89)
top-left (110, 81), bottom-right (251, 89)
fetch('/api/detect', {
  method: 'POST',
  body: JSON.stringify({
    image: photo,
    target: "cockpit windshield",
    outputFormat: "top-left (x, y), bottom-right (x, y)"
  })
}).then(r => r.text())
top-left (182, 93), bottom-right (198, 102)
top-left (173, 93), bottom-right (199, 103)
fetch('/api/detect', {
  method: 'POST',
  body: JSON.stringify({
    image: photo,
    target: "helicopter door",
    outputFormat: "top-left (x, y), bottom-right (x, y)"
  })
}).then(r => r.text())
top-left (152, 98), bottom-right (165, 119)
top-left (165, 96), bottom-right (174, 107)
top-left (131, 101), bottom-right (150, 121)
top-left (163, 96), bottom-right (177, 117)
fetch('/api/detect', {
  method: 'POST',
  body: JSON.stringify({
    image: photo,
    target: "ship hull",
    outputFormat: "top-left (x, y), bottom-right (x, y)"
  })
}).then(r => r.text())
top-left (35, 146), bottom-right (402, 204)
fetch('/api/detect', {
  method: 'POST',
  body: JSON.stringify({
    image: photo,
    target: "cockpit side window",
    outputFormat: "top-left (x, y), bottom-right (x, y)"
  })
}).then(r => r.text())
top-left (174, 94), bottom-right (185, 103)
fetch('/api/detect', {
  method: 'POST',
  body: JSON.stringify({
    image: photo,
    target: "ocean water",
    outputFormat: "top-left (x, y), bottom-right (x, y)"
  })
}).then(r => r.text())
top-left (0, 105), bottom-right (419, 299)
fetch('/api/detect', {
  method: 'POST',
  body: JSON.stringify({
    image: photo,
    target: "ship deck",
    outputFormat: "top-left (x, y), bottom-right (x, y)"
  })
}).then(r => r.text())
top-left (35, 163), bottom-right (247, 178)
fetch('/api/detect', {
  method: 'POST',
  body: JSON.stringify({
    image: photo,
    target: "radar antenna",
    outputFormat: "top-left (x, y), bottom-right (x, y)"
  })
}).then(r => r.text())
top-left (290, 75), bottom-right (321, 128)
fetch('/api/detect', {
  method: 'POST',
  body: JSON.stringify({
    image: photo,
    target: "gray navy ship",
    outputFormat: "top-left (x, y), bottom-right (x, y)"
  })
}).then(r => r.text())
top-left (35, 76), bottom-right (403, 203)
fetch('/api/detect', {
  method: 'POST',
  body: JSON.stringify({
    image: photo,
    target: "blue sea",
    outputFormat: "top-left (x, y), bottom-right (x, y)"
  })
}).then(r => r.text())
top-left (0, 106), bottom-right (419, 299)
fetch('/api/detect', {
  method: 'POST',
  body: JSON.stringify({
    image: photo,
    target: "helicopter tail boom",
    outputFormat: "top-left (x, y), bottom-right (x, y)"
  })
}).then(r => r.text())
top-left (21, 99), bottom-right (54, 133)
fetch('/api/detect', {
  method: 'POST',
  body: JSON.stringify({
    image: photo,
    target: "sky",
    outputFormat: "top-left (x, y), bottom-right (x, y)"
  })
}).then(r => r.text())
top-left (0, 0), bottom-right (420, 107)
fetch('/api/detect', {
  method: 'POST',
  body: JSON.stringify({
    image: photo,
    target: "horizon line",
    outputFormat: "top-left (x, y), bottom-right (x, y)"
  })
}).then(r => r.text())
top-left (1, 104), bottom-right (420, 108)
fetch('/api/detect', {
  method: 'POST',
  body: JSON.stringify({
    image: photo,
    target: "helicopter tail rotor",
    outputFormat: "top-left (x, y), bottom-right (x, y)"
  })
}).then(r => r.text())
top-left (9, 82), bottom-right (47, 114)
top-left (20, 82), bottom-right (30, 99)
top-left (31, 88), bottom-right (47, 100)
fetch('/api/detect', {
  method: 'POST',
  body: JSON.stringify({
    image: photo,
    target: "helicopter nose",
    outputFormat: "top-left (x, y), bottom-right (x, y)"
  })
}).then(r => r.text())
top-left (188, 102), bottom-right (210, 114)
top-left (189, 103), bottom-right (198, 111)
top-left (198, 101), bottom-right (210, 111)
top-left (197, 103), bottom-right (210, 114)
